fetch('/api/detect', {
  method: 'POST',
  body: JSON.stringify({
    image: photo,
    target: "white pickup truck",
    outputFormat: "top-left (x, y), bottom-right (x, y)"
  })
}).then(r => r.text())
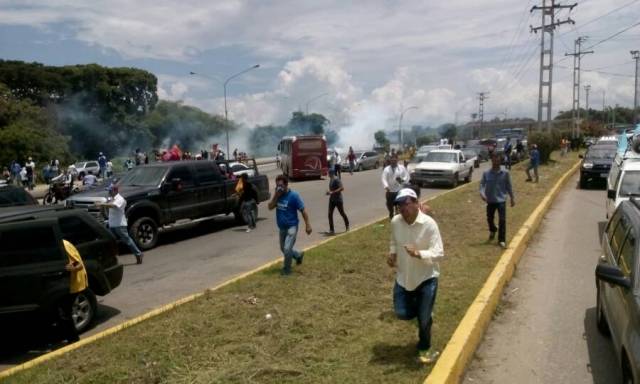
top-left (409, 149), bottom-right (474, 188)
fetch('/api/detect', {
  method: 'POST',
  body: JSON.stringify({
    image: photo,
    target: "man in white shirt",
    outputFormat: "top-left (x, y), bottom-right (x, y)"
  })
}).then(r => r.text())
top-left (97, 185), bottom-right (144, 264)
top-left (381, 154), bottom-right (410, 219)
top-left (387, 188), bottom-right (444, 364)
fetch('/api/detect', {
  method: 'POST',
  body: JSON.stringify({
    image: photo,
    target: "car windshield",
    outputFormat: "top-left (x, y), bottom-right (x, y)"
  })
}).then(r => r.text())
top-left (117, 166), bottom-right (166, 186)
top-left (585, 148), bottom-right (616, 160)
top-left (620, 171), bottom-right (640, 197)
top-left (425, 152), bottom-right (456, 163)
top-left (411, 155), bottom-right (427, 163)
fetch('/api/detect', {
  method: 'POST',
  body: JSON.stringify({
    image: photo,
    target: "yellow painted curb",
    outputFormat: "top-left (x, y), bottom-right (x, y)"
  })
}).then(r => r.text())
top-left (0, 172), bottom-right (476, 381)
top-left (424, 159), bottom-right (581, 384)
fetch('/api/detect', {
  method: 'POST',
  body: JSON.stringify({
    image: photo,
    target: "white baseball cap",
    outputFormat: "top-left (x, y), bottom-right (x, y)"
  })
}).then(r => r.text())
top-left (395, 188), bottom-right (417, 203)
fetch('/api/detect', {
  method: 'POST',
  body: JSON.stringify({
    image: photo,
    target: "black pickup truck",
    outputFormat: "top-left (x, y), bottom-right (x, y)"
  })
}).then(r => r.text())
top-left (65, 160), bottom-right (270, 250)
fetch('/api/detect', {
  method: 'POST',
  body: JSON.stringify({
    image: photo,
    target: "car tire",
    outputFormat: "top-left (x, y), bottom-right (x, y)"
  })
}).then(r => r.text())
top-left (464, 169), bottom-right (472, 183)
top-left (579, 176), bottom-right (587, 189)
top-left (374, 161), bottom-right (380, 169)
top-left (357, 164), bottom-right (363, 172)
top-left (43, 192), bottom-right (55, 205)
top-left (596, 284), bottom-right (611, 336)
top-left (451, 174), bottom-right (459, 188)
top-left (475, 161), bottom-right (480, 168)
top-left (71, 288), bottom-right (97, 333)
top-left (131, 216), bottom-right (159, 251)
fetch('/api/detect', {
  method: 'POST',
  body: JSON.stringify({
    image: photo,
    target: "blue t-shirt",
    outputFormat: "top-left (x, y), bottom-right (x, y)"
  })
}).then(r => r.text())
top-left (276, 190), bottom-right (305, 229)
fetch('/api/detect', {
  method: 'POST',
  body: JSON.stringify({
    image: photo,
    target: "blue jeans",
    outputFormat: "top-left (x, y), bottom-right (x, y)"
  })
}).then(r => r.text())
top-left (111, 226), bottom-right (142, 257)
top-left (393, 278), bottom-right (438, 351)
top-left (279, 226), bottom-right (301, 273)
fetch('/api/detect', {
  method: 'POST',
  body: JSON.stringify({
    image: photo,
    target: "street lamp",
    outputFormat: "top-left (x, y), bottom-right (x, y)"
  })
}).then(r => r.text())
top-left (305, 92), bottom-right (329, 114)
top-left (190, 64), bottom-right (260, 159)
top-left (398, 106), bottom-right (418, 148)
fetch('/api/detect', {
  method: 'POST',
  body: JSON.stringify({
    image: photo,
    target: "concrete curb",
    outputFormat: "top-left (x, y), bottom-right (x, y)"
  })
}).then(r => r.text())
top-left (0, 175), bottom-right (473, 380)
top-left (424, 160), bottom-right (581, 384)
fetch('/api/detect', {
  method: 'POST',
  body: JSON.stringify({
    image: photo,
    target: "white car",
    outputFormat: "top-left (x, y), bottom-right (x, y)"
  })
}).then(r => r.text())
top-left (228, 162), bottom-right (256, 177)
top-left (68, 161), bottom-right (101, 179)
top-left (409, 149), bottom-right (474, 188)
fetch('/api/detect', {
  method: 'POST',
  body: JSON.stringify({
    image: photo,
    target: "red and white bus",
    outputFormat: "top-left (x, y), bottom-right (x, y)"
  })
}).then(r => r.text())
top-left (278, 135), bottom-right (328, 179)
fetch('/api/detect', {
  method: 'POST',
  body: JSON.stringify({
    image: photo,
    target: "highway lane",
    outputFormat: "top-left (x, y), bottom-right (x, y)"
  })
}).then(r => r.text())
top-left (1, 160), bottom-right (490, 369)
top-left (463, 175), bottom-right (620, 383)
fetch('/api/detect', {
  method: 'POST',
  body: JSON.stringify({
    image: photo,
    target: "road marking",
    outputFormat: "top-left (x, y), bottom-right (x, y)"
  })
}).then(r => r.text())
top-left (424, 160), bottom-right (581, 384)
top-left (0, 176), bottom-right (477, 380)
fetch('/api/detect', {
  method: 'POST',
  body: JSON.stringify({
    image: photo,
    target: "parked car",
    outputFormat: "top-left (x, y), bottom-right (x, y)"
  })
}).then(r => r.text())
top-left (467, 145), bottom-right (490, 161)
top-left (595, 198), bottom-right (640, 384)
top-left (409, 149), bottom-right (474, 188)
top-left (69, 161), bottom-right (100, 180)
top-left (0, 183), bottom-right (38, 207)
top-left (218, 161), bottom-right (257, 177)
top-left (340, 150), bottom-right (381, 172)
top-left (606, 150), bottom-right (640, 218)
top-left (579, 144), bottom-right (617, 189)
top-left (0, 206), bottom-right (123, 333)
top-left (461, 148), bottom-right (480, 168)
top-left (66, 160), bottom-right (270, 250)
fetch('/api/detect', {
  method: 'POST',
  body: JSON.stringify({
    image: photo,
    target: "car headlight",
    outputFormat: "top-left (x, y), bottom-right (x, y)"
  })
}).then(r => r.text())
top-left (582, 162), bottom-right (593, 169)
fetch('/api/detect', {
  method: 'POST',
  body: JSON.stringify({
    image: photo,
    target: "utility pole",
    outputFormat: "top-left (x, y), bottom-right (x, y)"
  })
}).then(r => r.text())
top-left (531, 0), bottom-right (576, 131)
top-left (565, 36), bottom-right (593, 139)
top-left (477, 92), bottom-right (489, 139)
top-left (632, 50), bottom-right (639, 125)
top-left (584, 84), bottom-right (591, 123)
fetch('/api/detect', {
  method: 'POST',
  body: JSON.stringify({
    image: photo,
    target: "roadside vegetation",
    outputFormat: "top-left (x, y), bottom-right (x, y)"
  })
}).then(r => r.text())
top-left (8, 152), bottom-right (579, 384)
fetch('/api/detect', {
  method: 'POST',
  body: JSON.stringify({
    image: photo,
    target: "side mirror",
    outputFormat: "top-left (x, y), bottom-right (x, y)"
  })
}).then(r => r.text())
top-left (579, 154), bottom-right (584, 158)
top-left (607, 190), bottom-right (616, 199)
top-left (596, 264), bottom-right (631, 289)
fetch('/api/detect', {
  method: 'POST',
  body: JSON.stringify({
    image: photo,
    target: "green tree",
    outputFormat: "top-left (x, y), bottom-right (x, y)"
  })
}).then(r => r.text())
top-left (0, 83), bottom-right (72, 167)
top-left (374, 130), bottom-right (390, 148)
top-left (438, 123), bottom-right (457, 142)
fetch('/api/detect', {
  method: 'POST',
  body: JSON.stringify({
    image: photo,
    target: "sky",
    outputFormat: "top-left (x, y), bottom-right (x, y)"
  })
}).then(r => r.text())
top-left (1, 0), bottom-right (639, 149)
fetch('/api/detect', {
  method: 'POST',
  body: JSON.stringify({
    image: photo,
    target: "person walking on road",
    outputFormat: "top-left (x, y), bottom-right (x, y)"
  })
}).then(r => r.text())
top-left (503, 138), bottom-right (513, 170)
top-left (526, 144), bottom-right (540, 183)
top-left (97, 185), bottom-right (144, 264)
top-left (268, 174), bottom-right (312, 275)
top-left (326, 169), bottom-right (349, 235)
top-left (238, 173), bottom-right (258, 232)
top-left (480, 153), bottom-right (515, 249)
top-left (25, 157), bottom-right (35, 190)
top-left (347, 147), bottom-right (356, 175)
top-left (381, 154), bottom-right (410, 219)
top-left (98, 152), bottom-right (107, 178)
top-left (387, 188), bottom-right (444, 364)
top-left (59, 239), bottom-right (88, 343)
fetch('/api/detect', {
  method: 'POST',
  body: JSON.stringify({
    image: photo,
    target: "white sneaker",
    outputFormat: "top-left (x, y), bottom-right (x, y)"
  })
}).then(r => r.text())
top-left (499, 241), bottom-right (506, 249)
top-left (246, 228), bottom-right (252, 233)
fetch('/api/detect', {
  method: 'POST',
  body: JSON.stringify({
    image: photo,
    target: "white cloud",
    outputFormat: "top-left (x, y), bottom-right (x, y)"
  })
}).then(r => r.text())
top-left (2, 0), bottom-right (639, 134)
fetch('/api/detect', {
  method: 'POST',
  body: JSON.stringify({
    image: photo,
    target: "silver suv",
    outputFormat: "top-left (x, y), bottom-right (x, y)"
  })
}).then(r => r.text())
top-left (341, 151), bottom-right (381, 172)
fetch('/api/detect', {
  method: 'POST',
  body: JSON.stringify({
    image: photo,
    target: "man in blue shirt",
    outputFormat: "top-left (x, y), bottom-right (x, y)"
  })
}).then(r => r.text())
top-left (268, 174), bottom-right (313, 275)
top-left (526, 144), bottom-right (540, 183)
top-left (98, 152), bottom-right (107, 178)
top-left (480, 153), bottom-right (515, 249)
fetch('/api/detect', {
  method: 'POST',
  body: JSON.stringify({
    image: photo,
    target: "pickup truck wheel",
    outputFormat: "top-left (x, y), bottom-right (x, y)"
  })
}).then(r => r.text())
top-left (596, 284), bottom-right (611, 336)
top-left (451, 174), bottom-right (459, 188)
top-left (131, 216), bottom-right (159, 250)
top-left (71, 289), bottom-right (97, 333)
top-left (579, 176), bottom-right (587, 189)
top-left (357, 164), bottom-right (363, 172)
top-left (464, 169), bottom-right (473, 183)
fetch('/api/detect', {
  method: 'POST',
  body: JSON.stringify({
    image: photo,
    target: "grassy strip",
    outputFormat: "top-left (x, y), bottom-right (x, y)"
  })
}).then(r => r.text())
top-left (7, 153), bottom-right (579, 384)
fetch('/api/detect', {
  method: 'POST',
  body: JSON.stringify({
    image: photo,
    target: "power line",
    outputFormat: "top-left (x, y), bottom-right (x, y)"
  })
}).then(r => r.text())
top-left (584, 21), bottom-right (640, 50)
top-left (560, 0), bottom-right (640, 38)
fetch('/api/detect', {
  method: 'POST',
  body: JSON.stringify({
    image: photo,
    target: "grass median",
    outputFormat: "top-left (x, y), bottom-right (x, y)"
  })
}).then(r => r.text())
top-left (8, 152), bottom-right (579, 384)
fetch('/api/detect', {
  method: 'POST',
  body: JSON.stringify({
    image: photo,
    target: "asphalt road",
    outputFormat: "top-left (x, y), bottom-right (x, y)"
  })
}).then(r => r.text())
top-left (1, 161), bottom-right (491, 369)
top-left (462, 174), bottom-right (621, 384)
